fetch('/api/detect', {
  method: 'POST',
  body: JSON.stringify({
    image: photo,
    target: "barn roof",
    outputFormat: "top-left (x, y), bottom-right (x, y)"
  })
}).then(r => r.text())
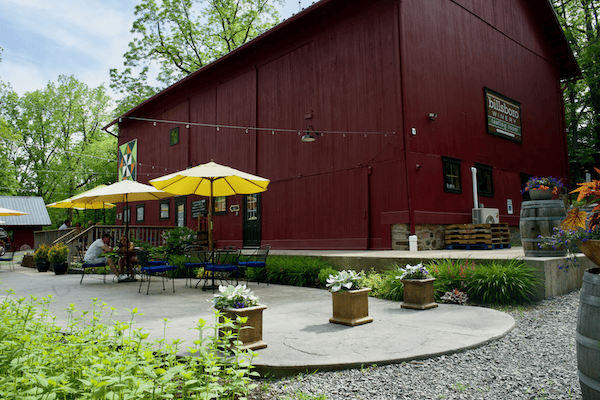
top-left (0, 196), bottom-right (52, 227)
top-left (104, 0), bottom-right (581, 131)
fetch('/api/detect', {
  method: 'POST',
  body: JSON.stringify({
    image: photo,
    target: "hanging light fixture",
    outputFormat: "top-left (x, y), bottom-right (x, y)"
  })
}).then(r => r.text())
top-left (301, 125), bottom-right (318, 143)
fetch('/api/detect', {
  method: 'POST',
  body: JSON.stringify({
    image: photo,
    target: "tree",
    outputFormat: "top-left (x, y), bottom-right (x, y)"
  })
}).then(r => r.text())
top-left (110, 0), bottom-right (283, 113)
top-left (553, 0), bottom-right (600, 183)
top-left (0, 76), bottom-right (118, 218)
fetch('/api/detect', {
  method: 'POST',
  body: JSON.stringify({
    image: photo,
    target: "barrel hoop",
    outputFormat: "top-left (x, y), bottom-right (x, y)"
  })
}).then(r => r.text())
top-left (580, 293), bottom-right (600, 308)
top-left (576, 332), bottom-right (600, 351)
top-left (583, 272), bottom-right (600, 285)
top-left (519, 216), bottom-right (566, 221)
top-left (579, 370), bottom-right (600, 393)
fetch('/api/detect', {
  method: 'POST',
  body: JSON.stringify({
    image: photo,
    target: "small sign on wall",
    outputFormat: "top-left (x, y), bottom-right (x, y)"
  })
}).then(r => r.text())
top-left (484, 88), bottom-right (522, 143)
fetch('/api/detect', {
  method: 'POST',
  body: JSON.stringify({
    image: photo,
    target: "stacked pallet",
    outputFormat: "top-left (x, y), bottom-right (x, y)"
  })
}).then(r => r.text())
top-left (445, 223), bottom-right (511, 250)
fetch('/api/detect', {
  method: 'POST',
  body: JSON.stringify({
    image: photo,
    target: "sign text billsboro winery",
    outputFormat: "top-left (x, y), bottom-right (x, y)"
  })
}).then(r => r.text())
top-left (484, 87), bottom-right (522, 143)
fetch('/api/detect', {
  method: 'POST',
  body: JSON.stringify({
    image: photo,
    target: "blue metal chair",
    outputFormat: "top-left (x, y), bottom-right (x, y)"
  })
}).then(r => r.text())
top-left (238, 244), bottom-right (271, 285)
top-left (183, 245), bottom-right (210, 288)
top-left (201, 247), bottom-right (240, 292)
top-left (78, 245), bottom-right (108, 285)
top-left (0, 248), bottom-right (16, 271)
top-left (136, 250), bottom-right (176, 295)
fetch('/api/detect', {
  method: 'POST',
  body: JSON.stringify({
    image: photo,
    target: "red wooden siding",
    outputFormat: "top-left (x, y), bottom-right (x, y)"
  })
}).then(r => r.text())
top-left (114, 0), bottom-right (575, 249)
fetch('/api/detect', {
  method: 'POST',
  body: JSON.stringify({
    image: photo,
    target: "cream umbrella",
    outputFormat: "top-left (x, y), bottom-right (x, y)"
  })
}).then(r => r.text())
top-left (0, 207), bottom-right (28, 216)
top-left (149, 160), bottom-right (269, 249)
top-left (71, 180), bottom-right (173, 233)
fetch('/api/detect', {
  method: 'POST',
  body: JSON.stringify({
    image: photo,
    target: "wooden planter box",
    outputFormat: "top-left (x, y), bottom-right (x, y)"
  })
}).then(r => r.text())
top-left (218, 304), bottom-right (267, 350)
top-left (330, 287), bottom-right (373, 326)
top-left (401, 278), bottom-right (438, 310)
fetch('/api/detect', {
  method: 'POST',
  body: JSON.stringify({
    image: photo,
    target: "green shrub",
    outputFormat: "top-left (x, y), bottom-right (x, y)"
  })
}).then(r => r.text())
top-left (161, 227), bottom-right (196, 255)
top-left (468, 259), bottom-right (540, 304)
top-left (318, 267), bottom-right (338, 287)
top-left (0, 291), bottom-right (257, 399)
top-left (360, 269), bottom-right (404, 301)
top-left (428, 259), bottom-right (476, 299)
top-left (266, 256), bottom-right (332, 287)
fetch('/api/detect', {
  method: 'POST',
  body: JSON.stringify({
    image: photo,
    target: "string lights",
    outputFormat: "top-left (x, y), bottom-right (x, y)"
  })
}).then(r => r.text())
top-left (125, 116), bottom-right (396, 137)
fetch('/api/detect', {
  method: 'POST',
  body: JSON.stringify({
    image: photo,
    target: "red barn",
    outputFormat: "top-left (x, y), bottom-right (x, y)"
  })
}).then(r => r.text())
top-left (105, 0), bottom-right (580, 250)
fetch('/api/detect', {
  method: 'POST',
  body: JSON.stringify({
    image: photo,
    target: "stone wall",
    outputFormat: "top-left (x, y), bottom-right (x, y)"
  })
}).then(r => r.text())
top-left (391, 223), bottom-right (521, 250)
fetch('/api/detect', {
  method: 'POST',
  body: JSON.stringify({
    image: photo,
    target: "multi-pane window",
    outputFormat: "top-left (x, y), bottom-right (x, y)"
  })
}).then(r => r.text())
top-left (214, 196), bottom-right (227, 214)
top-left (443, 156), bottom-right (462, 193)
top-left (136, 204), bottom-right (145, 223)
top-left (246, 194), bottom-right (258, 221)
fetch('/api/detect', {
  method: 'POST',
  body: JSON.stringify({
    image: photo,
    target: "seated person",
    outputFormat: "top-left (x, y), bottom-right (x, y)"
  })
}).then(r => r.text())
top-left (0, 239), bottom-right (5, 256)
top-left (84, 233), bottom-right (125, 282)
top-left (117, 235), bottom-right (138, 281)
top-left (59, 220), bottom-right (71, 230)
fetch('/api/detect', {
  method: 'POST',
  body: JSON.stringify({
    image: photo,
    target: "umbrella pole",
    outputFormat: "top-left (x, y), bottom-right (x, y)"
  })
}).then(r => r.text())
top-left (208, 181), bottom-right (214, 251)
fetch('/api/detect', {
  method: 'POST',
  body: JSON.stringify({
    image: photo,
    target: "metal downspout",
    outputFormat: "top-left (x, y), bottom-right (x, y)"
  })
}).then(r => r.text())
top-left (398, 0), bottom-right (415, 235)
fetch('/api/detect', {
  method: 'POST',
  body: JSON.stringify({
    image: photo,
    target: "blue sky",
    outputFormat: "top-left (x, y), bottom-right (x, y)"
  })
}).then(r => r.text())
top-left (0, 0), bottom-right (305, 97)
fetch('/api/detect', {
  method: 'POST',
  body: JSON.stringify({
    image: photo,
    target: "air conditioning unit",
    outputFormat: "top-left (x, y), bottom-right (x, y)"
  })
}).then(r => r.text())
top-left (472, 208), bottom-right (499, 224)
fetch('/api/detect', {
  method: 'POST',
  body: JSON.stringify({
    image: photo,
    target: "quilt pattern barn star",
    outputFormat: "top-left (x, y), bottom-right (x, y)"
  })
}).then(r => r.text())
top-left (118, 139), bottom-right (137, 181)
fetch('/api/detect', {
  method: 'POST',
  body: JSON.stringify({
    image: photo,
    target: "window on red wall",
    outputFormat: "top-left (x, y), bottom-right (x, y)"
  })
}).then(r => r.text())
top-left (159, 199), bottom-right (170, 221)
top-left (475, 163), bottom-right (494, 197)
top-left (442, 156), bottom-right (462, 194)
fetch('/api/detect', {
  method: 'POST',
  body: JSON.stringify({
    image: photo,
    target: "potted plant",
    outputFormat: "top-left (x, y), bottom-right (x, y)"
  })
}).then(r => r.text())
top-left (521, 176), bottom-right (563, 200)
top-left (326, 270), bottom-right (373, 326)
top-left (396, 263), bottom-right (438, 310)
top-left (556, 167), bottom-right (600, 400)
top-left (33, 244), bottom-right (50, 272)
top-left (212, 284), bottom-right (267, 350)
top-left (48, 243), bottom-right (69, 275)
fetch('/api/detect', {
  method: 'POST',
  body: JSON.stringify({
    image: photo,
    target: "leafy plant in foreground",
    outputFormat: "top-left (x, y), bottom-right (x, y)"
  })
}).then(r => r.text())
top-left (468, 260), bottom-right (540, 305)
top-left (0, 289), bottom-right (258, 399)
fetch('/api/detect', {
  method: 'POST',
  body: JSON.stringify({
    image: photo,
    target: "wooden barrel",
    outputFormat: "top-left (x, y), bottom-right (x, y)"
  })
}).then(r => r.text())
top-left (577, 268), bottom-right (600, 400)
top-left (519, 200), bottom-right (566, 257)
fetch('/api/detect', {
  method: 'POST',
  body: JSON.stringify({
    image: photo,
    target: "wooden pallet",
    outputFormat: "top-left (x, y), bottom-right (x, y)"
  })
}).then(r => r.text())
top-left (445, 223), bottom-right (510, 247)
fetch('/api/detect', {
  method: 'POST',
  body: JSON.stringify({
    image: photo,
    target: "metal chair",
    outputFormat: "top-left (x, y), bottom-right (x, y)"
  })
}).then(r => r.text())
top-left (183, 245), bottom-right (210, 288)
top-left (201, 247), bottom-right (240, 292)
top-left (0, 248), bottom-right (16, 271)
top-left (136, 249), bottom-right (176, 295)
top-left (238, 244), bottom-right (271, 285)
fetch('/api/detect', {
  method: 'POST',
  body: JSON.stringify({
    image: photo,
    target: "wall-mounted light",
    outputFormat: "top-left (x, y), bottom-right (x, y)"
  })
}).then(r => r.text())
top-left (428, 113), bottom-right (438, 121)
top-left (301, 125), bottom-right (318, 142)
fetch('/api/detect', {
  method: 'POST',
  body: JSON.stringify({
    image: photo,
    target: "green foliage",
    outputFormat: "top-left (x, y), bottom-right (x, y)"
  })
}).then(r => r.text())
top-left (266, 256), bottom-right (331, 287)
top-left (0, 292), bottom-right (258, 399)
top-left (161, 227), bottom-right (196, 255)
top-left (33, 244), bottom-right (50, 262)
top-left (552, 0), bottom-right (600, 180)
top-left (110, 0), bottom-right (283, 112)
top-left (0, 76), bottom-right (117, 225)
top-left (318, 267), bottom-right (338, 287)
top-left (47, 243), bottom-right (69, 263)
top-left (360, 269), bottom-right (404, 301)
top-left (428, 259), bottom-right (476, 298)
top-left (467, 259), bottom-right (540, 305)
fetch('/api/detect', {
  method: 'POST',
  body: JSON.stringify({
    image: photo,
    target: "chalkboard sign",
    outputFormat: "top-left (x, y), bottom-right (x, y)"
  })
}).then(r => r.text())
top-left (191, 200), bottom-right (207, 218)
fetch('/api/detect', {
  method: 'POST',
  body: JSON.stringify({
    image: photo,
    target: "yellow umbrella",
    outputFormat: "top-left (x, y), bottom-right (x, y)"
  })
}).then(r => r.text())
top-left (48, 185), bottom-right (116, 210)
top-left (0, 207), bottom-right (28, 216)
top-left (70, 180), bottom-right (173, 233)
top-left (149, 160), bottom-right (269, 249)
top-left (47, 201), bottom-right (116, 210)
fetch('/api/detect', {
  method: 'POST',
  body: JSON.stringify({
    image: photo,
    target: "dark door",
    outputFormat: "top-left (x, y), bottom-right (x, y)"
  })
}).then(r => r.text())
top-left (243, 193), bottom-right (261, 247)
top-left (175, 197), bottom-right (186, 227)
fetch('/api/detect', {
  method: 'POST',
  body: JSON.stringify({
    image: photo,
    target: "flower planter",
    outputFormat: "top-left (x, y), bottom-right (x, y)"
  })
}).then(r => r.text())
top-left (35, 260), bottom-right (50, 272)
top-left (529, 188), bottom-right (553, 200)
top-left (576, 267), bottom-right (600, 400)
top-left (329, 288), bottom-right (373, 326)
top-left (218, 304), bottom-right (267, 350)
top-left (519, 200), bottom-right (566, 257)
top-left (51, 262), bottom-right (68, 275)
top-left (401, 278), bottom-right (438, 310)
top-left (580, 240), bottom-right (600, 267)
